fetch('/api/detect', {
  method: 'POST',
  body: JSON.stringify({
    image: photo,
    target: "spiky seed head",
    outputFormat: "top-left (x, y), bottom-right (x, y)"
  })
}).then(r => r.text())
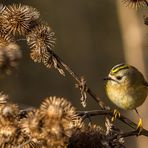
top-left (0, 103), bottom-right (19, 125)
top-left (0, 92), bottom-right (8, 104)
top-left (0, 125), bottom-right (17, 145)
top-left (40, 96), bottom-right (77, 120)
top-left (27, 23), bottom-right (56, 50)
top-left (27, 24), bottom-right (56, 63)
top-left (68, 124), bottom-right (106, 148)
top-left (0, 32), bottom-right (13, 47)
top-left (30, 46), bottom-right (49, 63)
top-left (1, 4), bottom-right (40, 35)
top-left (0, 42), bottom-right (22, 74)
top-left (27, 23), bottom-right (55, 64)
top-left (121, 0), bottom-right (148, 8)
top-left (21, 97), bottom-right (83, 147)
top-left (20, 109), bottom-right (45, 141)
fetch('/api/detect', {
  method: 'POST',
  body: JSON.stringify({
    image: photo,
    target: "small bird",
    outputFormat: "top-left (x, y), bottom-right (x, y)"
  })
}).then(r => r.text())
top-left (104, 63), bottom-right (148, 130)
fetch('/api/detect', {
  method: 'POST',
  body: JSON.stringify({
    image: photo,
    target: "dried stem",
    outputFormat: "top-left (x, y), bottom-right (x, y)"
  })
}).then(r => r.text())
top-left (77, 110), bottom-right (148, 137)
top-left (50, 50), bottom-right (109, 110)
top-left (47, 50), bottom-right (148, 137)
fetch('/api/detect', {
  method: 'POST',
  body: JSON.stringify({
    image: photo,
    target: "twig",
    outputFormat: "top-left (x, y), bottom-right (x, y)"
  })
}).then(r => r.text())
top-left (77, 110), bottom-right (148, 137)
top-left (50, 50), bottom-right (110, 110)
top-left (48, 50), bottom-right (148, 137)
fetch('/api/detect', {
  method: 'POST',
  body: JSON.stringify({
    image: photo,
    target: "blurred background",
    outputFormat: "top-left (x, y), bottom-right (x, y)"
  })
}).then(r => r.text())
top-left (1, 0), bottom-right (148, 147)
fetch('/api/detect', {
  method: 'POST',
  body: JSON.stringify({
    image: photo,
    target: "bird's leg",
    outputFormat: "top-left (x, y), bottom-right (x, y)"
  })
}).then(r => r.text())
top-left (135, 109), bottom-right (143, 135)
top-left (111, 109), bottom-right (121, 122)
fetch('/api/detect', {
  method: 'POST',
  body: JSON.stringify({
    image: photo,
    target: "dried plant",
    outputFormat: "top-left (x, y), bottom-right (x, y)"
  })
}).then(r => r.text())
top-left (1, 4), bottom-right (40, 35)
top-left (21, 97), bottom-right (83, 147)
top-left (121, 0), bottom-right (148, 8)
top-left (0, 42), bottom-right (22, 74)
top-left (68, 122), bottom-right (125, 148)
top-left (0, 1), bottom-right (147, 148)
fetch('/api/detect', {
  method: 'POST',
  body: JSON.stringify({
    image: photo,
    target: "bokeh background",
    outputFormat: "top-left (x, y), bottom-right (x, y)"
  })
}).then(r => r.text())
top-left (1, 0), bottom-right (148, 147)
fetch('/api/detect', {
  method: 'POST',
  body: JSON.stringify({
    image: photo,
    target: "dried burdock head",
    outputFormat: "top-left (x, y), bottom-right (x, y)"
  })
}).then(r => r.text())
top-left (21, 97), bottom-right (83, 147)
top-left (27, 23), bottom-right (56, 51)
top-left (0, 102), bottom-right (19, 125)
top-left (20, 109), bottom-right (45, 141)
top-left (68, 124), bottom-right (107, 148)
top-left (0, 92), bottom-right (8, 104)
top-left (39, 97), bottom-right (83, 147)
top-left (0, 42), bottom-right (22, 74)
top-left (1, 4), bottom-right (40, 35)
top-left (0, 125), bottom-right (17, 145)
top-left (26, 23), bottom-right (65, 76)
top-left (0, 32), bottom-right (13, 47)
top-left (105, 118), bottom-right (125, 148)
top-left (68, 123), bottom-right (125, 148)
top-left (40, 96), bottom-right (77, 121)
top-left (121, 0), bottom-right (148, 8)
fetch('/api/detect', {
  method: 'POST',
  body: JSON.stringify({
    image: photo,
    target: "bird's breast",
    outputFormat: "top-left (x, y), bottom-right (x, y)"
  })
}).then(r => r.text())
top-left (106, 82), bottom-right (147, 110)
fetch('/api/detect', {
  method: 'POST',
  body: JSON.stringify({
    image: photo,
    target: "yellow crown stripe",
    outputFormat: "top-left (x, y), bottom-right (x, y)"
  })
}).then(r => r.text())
top-left (111, 65), bottom-right (129, 73)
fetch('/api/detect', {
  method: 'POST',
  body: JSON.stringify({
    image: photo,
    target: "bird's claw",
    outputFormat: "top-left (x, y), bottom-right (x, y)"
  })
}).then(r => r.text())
top-left (111, 109), bottom-right (120, 122)
top-left (137, 118), bottom-right (143, 135)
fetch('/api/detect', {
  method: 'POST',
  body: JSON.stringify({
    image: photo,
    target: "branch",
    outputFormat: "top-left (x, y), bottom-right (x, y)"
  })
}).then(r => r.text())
top-left (50, 50), bottom-right (110, 110)
top-left (47, 49), bottom-right (148, 137)
top-left (77, 110), bottom-right (148, 137)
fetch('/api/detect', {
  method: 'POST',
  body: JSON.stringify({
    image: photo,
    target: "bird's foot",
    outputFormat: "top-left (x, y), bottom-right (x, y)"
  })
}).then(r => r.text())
top-left (111, 109), bottom-right (120, 122)
top-left (136, 118), bottom-right (143, 135)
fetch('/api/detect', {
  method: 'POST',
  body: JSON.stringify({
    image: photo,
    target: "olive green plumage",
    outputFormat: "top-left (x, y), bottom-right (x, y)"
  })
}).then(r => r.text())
top-left (105, 63), bottom-right (148, 110)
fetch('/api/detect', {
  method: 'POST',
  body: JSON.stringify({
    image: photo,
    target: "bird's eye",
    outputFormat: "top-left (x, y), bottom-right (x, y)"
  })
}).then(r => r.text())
top-left (116, 76), bottom-right (122, 80)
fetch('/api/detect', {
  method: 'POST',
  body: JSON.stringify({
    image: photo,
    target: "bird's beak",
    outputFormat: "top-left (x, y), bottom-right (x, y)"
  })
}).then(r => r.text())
top-left (103, 77), bottom-right (112, 81)
top-left (103, 77), bottom-right (118, 83)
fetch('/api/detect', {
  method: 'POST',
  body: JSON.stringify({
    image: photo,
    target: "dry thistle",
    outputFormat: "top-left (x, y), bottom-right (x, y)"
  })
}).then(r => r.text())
top-left (0, 92), bottom-right (8, 104)
top-left (0, 42), bottom-right (22, 74)
top-left (40, 96), bottom-right (77, 121)
top-left (1, 4), bottom-right (40, 35)
top-left (21, 97), bottom-right (83, 147)
top-left (0, 93), bottom-right (25, 146)
top-left (20, 109), bottom-right (45, 140)
top-left (68, 123), bottom-right (125, 148)
top-left (121, 0), bottom-right (148, 8)
top-left (0, 32), bottom-right (13, 47)
top-left (40, 97), bottom-right (83, 147)
top-left (0, 125), bottom-right (17, 145)
top-left (0, 102), bottom-right (19, 125)
top-left (27, 23), bottom-right (56, 52)
top-left (68, 124), bottom-right (106, 148)
top-left (26, 21), bottom-right (65, 76)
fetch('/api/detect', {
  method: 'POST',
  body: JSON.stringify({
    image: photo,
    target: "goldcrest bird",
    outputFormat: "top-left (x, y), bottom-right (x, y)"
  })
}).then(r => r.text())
top-left (104, 63), bottom-right (148, 130)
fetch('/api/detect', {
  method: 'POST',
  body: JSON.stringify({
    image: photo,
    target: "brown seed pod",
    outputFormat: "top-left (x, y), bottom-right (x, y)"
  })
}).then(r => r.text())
top-left (40, 96), bottom-right (77, 121)
top-left (27, 23), bottom-right (56, 51)
top-left (0, 42), bottom-right (22, 74)
top-left (121, 0), bottom-right (148, 8)
top-left (0, 32), bottom-right (13, 47)
top-left (0, 92), bottom-right (8, 105)
top-left (0, 103), bottom-right (19, 126)
top-left (68, 124), bottom-right (120, 148)
top-left (1, 4), bottom-right (40, 35)
top-left (27, 23), bottom-right (56, 63)
top-left (20, 109), bottom-right (45, 140)
top-left (21, 97), bottom-right (83, 147)
top-left (0, 125), bottom-right (17, 145)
